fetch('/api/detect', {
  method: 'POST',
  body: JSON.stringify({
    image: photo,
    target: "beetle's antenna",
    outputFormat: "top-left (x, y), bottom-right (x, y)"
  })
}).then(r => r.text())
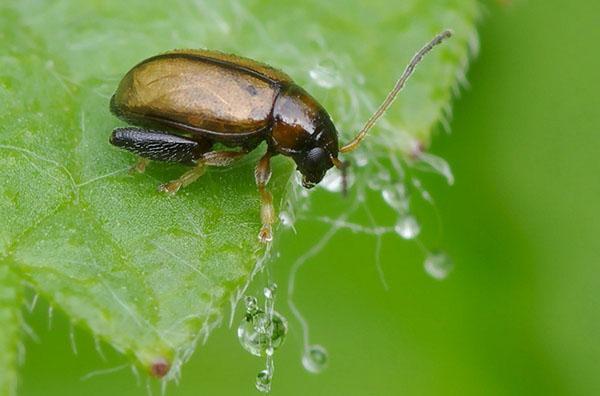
top-left (339, 30), bottom-right (453, 153)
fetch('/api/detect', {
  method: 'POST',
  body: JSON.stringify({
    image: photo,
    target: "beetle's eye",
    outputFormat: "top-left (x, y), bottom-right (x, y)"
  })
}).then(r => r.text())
top-left (306, 147), bottom-right (326, 165)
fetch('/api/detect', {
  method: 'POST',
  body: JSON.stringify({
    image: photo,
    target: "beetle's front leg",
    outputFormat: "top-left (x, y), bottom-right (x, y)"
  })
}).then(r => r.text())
top-left (158, 150), bottom-right (246, 195)
top-left (255, 152), bottom-right (275, 243)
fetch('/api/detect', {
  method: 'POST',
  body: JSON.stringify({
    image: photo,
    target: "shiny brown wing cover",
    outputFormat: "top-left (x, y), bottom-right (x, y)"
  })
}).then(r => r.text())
top-left (111, 50), bottom-right (294, 137)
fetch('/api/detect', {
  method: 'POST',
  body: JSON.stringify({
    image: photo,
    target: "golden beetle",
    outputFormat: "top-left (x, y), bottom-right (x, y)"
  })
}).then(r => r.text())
top-left (110, 31), bottom-right (451, 242)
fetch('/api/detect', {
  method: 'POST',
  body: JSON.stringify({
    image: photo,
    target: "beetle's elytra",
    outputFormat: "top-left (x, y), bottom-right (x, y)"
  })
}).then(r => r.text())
top-left (110, 30), bottom-right (452, 242)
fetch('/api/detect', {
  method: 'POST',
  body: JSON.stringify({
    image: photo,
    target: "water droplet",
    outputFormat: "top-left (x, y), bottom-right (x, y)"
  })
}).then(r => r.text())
top-left (238, 311), bottom-right (288, 356)
top-left (244, 296), bottom-right (259, 315)
top-left (394, 215), bottom-right (420, 239)
top-left (265, 346), bottom-right (274, 357)
top-left (381, 184), bottom-right (408, 211)
top-left (279, 211), bottom-right (294, 228)
top-left (424, 252), bottom-right (453, 280)
top-left (416, 153), bottom-right (454, 185)
top-left (255, 370), bottom-right (272, 393)
top-left (263, 283), bottom-right (277, 300)
top-left (302, 345), bottom-right (328, 374)
top-left (319, 169), bottom-right (353, 193)
top-left (421, 190), bottom-right (433, 203)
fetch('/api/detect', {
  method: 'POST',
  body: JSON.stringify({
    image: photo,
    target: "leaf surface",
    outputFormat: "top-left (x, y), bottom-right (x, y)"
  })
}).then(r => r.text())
top-left (0, 0), bottom-right (479, 379)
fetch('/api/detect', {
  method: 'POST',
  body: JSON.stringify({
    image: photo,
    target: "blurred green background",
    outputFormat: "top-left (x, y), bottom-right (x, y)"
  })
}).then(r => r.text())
top-left (18, 0), bottom-right (600, 395)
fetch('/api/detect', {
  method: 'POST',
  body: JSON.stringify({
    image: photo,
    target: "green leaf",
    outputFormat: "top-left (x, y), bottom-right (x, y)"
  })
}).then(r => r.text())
top-left (0, 266), bottom-right (22, 396)
top-left (0, 0), bottom-right (478, 382)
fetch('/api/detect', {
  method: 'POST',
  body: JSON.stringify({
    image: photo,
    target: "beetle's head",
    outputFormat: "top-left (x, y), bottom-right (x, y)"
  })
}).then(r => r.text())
top-left (296, 146), bottom-right (334, 188)
top-left (271, 84), bottom-right (347, 190)
top-left (294, 114), bottom-right (341, 189)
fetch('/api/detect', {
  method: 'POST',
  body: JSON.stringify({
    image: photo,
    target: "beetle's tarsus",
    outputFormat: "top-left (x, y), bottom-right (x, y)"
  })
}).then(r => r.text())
top-left (258, 225), bottom-right (273, 243)
top-left (158, 163), bottom-right (206, 195)
top-left (155, 151), bottom-right (247, 196)
top-left (129, 157), bottom-right (150, 174)
top-left (255, 152), bottom-right (275, 244)
top-left (158, 181), bottom-right (182, 195)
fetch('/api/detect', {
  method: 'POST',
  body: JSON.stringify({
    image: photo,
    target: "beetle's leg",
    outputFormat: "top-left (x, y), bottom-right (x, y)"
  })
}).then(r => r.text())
top-left (158, 163), bottom-right (207, 195)
top-left (110, 127), bottom-right (206, 165)
top-left (255, 152), bottom-right (274, 243)
top-left (201, 150), bottom-right (247, 167)
top-left (129, 157), bottom-right (150, 174)
top-left (158, 150), bottom-right (246, 195)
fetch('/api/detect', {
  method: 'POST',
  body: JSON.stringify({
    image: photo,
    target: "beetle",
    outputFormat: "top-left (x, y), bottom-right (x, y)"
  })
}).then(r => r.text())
top-left (109, 30), bottom-right (451, 242)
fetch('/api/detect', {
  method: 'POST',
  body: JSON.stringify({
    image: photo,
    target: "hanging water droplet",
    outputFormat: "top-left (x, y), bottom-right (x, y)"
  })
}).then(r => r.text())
top-left (263, 283), bottom-right (277, 300)
top-left (394, 215), bottom-right (420, 240)
top-left (279, 211), bottom-right (294, 228)
top-left (255, 369), bottom-right (272, 393)
top-left (238, 311), bottom-right (288, 356)
top-left (302, 345), bottom-right (328, 374)
top-left (416, 153), bottom-right (455, 185)
top-left (411, 177), bottom-right (434, 203)
top-left (382, 184), bottom-right (408, 212)
top-left (244, 296), bottom-right (259, 315)
top-left (320, 171), bottom-right (342, 192)
top-left (319, 169), bottom-right (354, 193)
top-left (424, 252), bottom-right (453, 280)
top-left (381, 188), bottom-right (396, 205)
top-left (421, 190), bottom-right (433, 203)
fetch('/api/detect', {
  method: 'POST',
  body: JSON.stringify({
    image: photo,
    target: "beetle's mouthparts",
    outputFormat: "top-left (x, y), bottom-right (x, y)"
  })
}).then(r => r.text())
top-left (301, 176), bottom-right (316, 189)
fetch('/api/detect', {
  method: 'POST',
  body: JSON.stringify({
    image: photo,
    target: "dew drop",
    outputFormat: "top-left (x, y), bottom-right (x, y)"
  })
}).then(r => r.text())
top-left (394, 215), bottom-right (420, 240)
top-left (302, 345), bottom-right (328, 374)
top-left (255, 369), bottom-right (272, 393)
top-left (237, 311), bottom-right (288, 356)
top-left (381, 184), bottom-right (408, 211)
top-left (319, 169), bottom-right (353, 193)
top-left (263, 283), bottom-right (277, 300)
top-left (244, 296), bottom-right (259, 315)
top-left (424, 252), bottom-right (453, 280)
top-left (417, 153), bottom-right (455, 185)
top-left (279, 211), bottom-right (294, 228)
